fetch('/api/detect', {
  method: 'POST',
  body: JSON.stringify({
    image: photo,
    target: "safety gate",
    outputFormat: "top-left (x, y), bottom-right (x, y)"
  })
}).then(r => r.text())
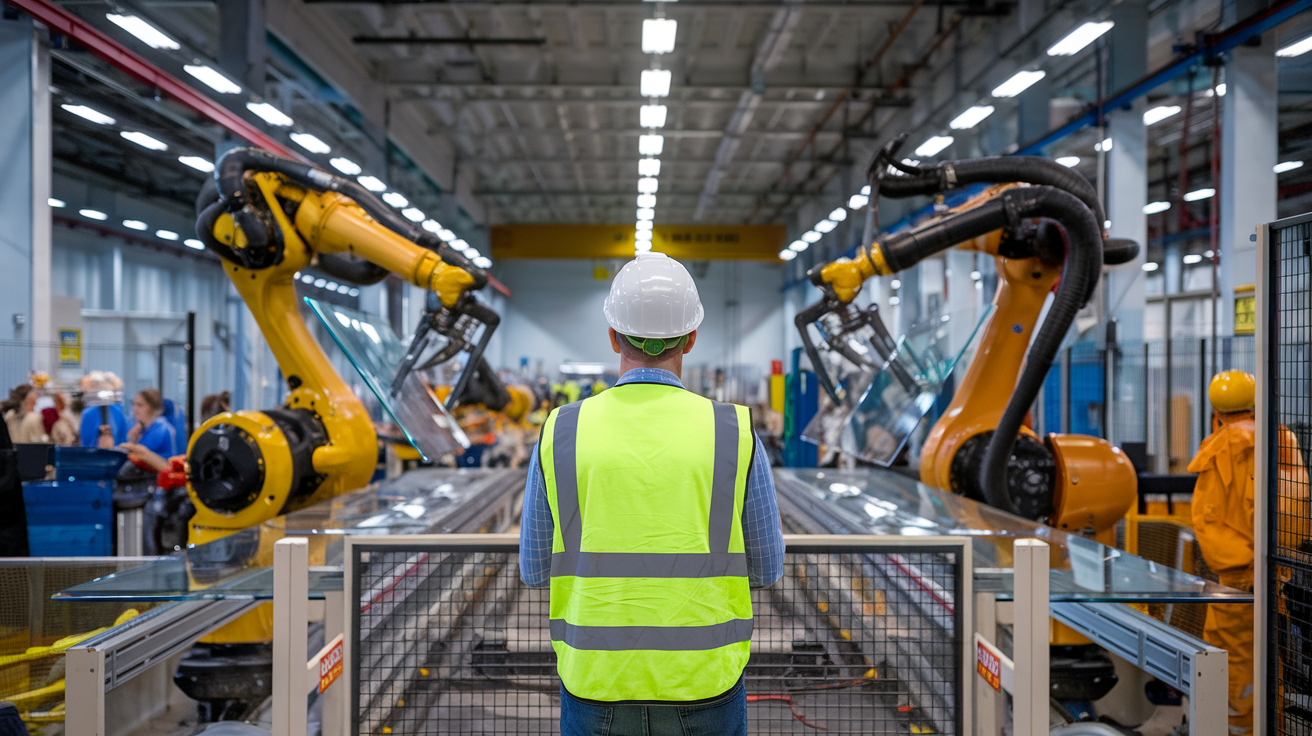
top-left (344, 534), bottom-right (970, 735)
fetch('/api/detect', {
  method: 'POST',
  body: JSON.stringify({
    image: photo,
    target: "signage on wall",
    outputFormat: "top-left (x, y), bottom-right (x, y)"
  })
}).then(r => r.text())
top-left (1234, 285), bottom-right (1255, 335)
top-left (58, 329), bottom-right (81, 366)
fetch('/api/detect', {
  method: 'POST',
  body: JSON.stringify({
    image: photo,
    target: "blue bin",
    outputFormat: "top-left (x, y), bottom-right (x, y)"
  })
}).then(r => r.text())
top-left (23, 480), bottom-right (114, 556)
top-left (52, 447), bottom-right (126, 482)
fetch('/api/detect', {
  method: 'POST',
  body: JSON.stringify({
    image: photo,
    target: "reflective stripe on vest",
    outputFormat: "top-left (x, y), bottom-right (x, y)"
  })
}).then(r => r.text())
top-left (541, 385), bottom-right (754, 702)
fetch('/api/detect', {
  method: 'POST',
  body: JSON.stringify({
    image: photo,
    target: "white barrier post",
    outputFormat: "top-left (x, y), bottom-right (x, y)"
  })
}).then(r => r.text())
top-left (1013, 539), bottom-right (1049, 736)
top-left (273, 537), bottom-right (309, 736)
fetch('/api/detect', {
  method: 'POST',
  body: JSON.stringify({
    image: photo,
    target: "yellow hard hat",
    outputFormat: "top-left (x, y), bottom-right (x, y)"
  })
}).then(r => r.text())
top-left (1209, 370), bottom-right (1255, 414)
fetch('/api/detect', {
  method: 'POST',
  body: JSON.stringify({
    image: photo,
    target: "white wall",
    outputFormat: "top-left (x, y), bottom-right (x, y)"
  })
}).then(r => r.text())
top-left (493, 258), bottom-right (788, 381)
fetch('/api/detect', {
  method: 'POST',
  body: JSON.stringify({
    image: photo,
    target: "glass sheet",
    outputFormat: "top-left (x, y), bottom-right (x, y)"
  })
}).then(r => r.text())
top-left (54, 468), bottom-right (518, 601)
top-left (305, 298), bottom-right (468, 461)
top-left (776, 468), bottom-right (1252, 603)
top-left (803, 304), bottom-right (992, 465)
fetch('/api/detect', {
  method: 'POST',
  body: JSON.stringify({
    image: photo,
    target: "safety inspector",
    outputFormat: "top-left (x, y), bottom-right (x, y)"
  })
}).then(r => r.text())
top-left (519, 252), bottom-right (784, 736)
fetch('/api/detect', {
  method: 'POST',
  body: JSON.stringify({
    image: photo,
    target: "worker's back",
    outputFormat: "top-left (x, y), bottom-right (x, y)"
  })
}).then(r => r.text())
top-left (1188, 414), bottom-right (1256, 578)
top-left (540, 382), bottom-right (754, 702)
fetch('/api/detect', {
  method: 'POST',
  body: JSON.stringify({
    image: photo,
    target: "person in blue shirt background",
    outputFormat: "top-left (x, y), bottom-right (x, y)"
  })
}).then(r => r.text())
top-left (78, 371), bottom-right (128, 448)
top-left (161, 399), bottom-right (188, 454)
top-left (127, 388), bottom-right (176, 458)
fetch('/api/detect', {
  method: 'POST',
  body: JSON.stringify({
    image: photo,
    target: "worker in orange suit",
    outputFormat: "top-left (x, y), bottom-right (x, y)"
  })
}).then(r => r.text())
top-left (1188, 370), bottom-right (1263, 736)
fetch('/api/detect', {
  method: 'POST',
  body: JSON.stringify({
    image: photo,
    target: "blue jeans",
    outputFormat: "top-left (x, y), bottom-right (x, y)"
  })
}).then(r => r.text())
top-left (559, 678), bottom-right (747, 736)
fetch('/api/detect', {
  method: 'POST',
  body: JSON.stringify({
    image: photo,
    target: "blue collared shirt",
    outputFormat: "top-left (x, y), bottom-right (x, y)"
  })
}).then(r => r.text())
top-left (519, 367), bottom-right (784, 588)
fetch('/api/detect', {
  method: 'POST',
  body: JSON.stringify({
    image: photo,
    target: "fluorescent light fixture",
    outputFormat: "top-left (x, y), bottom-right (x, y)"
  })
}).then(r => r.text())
top-left (829, 208), bottom-right (847, 222)
top-left (779, 249), bottom-right (798, 261)
top-left (183, 65), bottom-right (240, 94)
top-left (357, 175), bottom-right (386, 192)
top-left (970, 270), bottom-right (982, 280)
top-left (636, 243), bottom-right (653, 253)
top-left (801, 231), bottom-right (821, 243)
top-left (437, 228), bottom-right (457, 241)
top-left (636, 228), bottom-right (653, 240)
top-left (122, 220), bottom-right (148, 231)
top-left (178, 155), bottom-right (214, 172)
top-left (79, 209), bottom-right (107, 220)
top-left (300, 274), bottom-right (314, 284)
top-left (422, 220), bottom-right (442, 233)
top-left (642, 18), bottom-right (678, 54)
top-left (861, 185), bottom-right (870, 195)
top-left (1278, 34), bottom-right (1312, 57)
top-left (637, 219), bottom-right (653, 230)
top-left (788, 240), bottom-right (808, 252)
top-left (314, 279), bottom-right (326, 288)
top-left (637, 207), bottom-right (655, 220)
top-left (890, 279), bottom-right (901, 289)
top-left (1204, 250), bottom-right (1215, 258)
top-left (1046, 21), bottom-right (1113, 56)
top-left (1143, 201), bottom-right (1171, 214)
top-left (474, 256), bottom-right (492, 268)
top-left (465, 247), bottom-right (482, 259)
top-left (401, 207), bottom-right (425, 222)
top-left (637, 177), bottom-right (659, 194)
top-left (1183, 253), bottom-right (1203, 265)
top-left (1275, 160), bottom-right (1305, 174)
top-left (1055, 156), bottom-right (1080, 167)
top-left (1142, 261), bottom-right (1160, 272)
top-left (914, 135), bottom-right (954, 157)
top-left (848, 194), bottom-right (869, 209)
top-left (635, 238), bottom-right (652, 249)
top-left (814, 220), bottom-right (837, 233)
top-left (330, 158), bottom-right (362, 175)
top-left (381, 192), bottom-right (408, 208)
top-left (638, 158), bottom-right (661, 176)
top-left (348, 288), bottom-right (360, 297)
top-left (1215, 83), bottom-right (1227, 97)
top-left (991, 70), bottom-right (1046, 98)
top-left (105, 14), bottom-right (178, 49)
top-left (640, 104), bottom-right (668, 128)
top-left (1143, 105), bottom-right (1181, 125)
top-left (640, 69), bottom-right (672, 97)
top-left (638, 134), bottom-right (665, 155)
top-left (61, 104), bottom-right (115, 125)
top-left (1096, 137), bottom-right (1113, 152)
top-left (637, 193), bottom-right (657, 208)
top-left (949, 105), bottom-right (994, 130)
top-left (1183, 188), bottom-right (1215, 202)
top-left (290, 132), bottom-right (331, 154)
top-left (246, 102), bottom-right (293, 127)
top-left (121, 131), bottom-right (168, 151)
top-left (48, 198), bottom-right (65, 208)
top-left (888, 296), bottom-right (901, 305)
top-left (156, 229), bottom-right (179, 241)
top-left (184, 239), bottom-right (205, 250)
top-left (451, 239), bottom-right (470, 251)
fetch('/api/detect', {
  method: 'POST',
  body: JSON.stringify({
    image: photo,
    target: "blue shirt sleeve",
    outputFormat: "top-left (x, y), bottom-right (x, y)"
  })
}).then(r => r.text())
top-left (139, 418), bottom-right (176, 457)
top-left (519, 441), bottom-right (554, 588)
top-left (743, 433), bottom-right (784, 588)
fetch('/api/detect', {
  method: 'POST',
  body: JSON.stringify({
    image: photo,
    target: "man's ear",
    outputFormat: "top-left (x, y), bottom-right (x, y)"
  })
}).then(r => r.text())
top-left (682, 330), bottom-right (697, 354)
top-left (608, 328), bottom-right (623, 355)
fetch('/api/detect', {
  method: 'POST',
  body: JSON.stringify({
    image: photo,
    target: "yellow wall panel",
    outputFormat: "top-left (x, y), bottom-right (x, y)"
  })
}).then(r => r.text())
top-left (491, 223), bottom-right (787, 260)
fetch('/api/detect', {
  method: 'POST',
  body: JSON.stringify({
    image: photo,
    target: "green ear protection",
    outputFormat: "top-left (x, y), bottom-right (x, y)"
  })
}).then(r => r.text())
top-left (625, 333), bottom-right (688, 356)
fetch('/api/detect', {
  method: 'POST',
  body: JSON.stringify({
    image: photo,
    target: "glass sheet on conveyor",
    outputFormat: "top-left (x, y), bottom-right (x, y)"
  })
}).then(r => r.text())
top-left (775, 467), bottom-right (1253, 604)
top-left (306, 298), bottom-right (468, 461)
top-left (802, 304), bottom-right (992, 466)
top-left (54, 468), bottom-right (522, 601)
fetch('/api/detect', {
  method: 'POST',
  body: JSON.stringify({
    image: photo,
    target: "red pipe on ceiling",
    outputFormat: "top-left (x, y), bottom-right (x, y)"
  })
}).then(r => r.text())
top-left (10, 0), bottom-right (301, 160)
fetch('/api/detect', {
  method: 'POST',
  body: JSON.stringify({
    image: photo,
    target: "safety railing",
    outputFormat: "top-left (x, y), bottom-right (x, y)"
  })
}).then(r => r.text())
top-left (336, 534), bottom-right (976, 735)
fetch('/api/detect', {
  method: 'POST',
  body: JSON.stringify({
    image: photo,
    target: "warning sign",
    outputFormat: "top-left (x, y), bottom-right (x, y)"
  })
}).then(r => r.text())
top-left (319, 637), bottom-right (344, 693)
top-left (976, 641), bottom-right (1002, 693)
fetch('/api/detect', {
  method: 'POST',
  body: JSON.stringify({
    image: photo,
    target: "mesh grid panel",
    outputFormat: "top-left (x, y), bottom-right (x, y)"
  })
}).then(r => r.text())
top-left (1268, 217), bottom-right (1312, 735)
top-left (351, 543), bottom-right (963, 735)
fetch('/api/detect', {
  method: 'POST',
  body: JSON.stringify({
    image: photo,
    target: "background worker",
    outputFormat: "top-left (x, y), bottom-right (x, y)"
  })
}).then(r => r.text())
top-left (126, 388), bottom-right (176, 458)
top-left (519, 252), bottom-right (784, 736)
top-left (1188, 370), bottom-right (1259, 736)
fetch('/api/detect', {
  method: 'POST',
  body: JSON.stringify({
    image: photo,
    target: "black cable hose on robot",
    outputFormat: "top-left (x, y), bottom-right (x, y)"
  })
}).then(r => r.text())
top-left (876, 186), bottom-right (1103, 516)
top-left (204, 148), bottom-right (484, 287)
top-left (876, 155), bottom-right (1108, 233)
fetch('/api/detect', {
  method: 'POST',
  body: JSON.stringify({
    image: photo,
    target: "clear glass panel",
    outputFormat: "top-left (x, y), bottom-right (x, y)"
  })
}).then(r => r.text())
top-left (803, 305), bottom-right (992, 465)
top-left (54, 468), bottom-right (513, 601)
top-left (305, 298), bottom-right (468, 460)
top-left (776, 468), bottom-right (1251, 603)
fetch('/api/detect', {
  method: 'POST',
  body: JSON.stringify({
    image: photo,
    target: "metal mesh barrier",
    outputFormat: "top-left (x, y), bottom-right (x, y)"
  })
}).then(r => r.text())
top-left (350, 539), bottom-right (966, 735)
top-left (1266, 215), bottom-right (1312, 735)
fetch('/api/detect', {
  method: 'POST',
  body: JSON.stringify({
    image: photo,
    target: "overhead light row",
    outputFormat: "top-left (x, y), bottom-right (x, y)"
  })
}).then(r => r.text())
top-left (295, 271), bottom-right (362, 298)
top-left (60, 102), bottom-right (215, 172)
top-left (635, 12), bottom-right (677, 255)
top-left (49, 199), bottom-right (205, 249)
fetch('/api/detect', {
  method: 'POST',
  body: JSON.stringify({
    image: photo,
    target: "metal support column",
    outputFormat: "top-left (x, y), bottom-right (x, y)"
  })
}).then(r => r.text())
top-left (1013, 539), bottom-right (1049, 736)
top-left (1104, 1), bottom-right (1148, 342)
top-left (272, 537), bottom-right (309, 736)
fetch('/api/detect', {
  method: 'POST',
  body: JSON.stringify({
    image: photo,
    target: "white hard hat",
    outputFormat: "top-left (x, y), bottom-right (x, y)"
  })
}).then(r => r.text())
top-left (603, 252), bottom-right (704, 339)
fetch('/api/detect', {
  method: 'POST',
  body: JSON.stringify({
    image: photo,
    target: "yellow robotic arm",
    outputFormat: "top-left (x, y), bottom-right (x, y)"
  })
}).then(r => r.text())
top-left (188, 148), bottom-right (496, 544)
top-left (798, 141), bottom-right (1140, 539)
